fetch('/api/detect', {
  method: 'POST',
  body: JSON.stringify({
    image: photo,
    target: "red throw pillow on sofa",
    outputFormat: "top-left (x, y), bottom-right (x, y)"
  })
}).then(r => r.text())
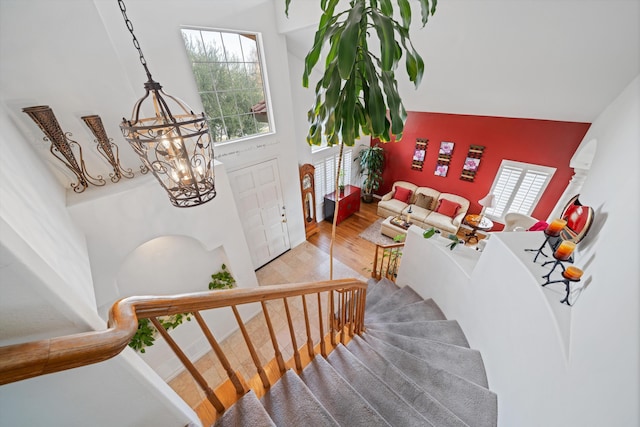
top-left (393, 186), bottom-right (412, 204)
top-left (435, 198), bottom-right (461, 218)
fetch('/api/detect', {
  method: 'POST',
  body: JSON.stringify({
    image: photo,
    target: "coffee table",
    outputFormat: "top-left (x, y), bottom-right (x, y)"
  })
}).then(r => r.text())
top-left (381, 216), bottom-right (411, 239)
top-left (463, 214), bottom-right (493, 243)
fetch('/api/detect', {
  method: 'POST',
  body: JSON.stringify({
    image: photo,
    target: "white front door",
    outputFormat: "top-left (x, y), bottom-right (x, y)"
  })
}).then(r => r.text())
top-left (229, 159), bottom-right (291, 269)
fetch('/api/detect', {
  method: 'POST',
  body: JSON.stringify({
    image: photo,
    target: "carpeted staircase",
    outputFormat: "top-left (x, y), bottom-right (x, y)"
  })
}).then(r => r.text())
top-left (214, 278), bottom-right (498, 426)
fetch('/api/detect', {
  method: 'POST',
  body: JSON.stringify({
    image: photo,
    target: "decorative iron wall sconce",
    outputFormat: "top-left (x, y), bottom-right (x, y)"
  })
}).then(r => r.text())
top-left (23, 105), bottom-right (105, 193)
top-left (81, 114), bottom-right (138, 183)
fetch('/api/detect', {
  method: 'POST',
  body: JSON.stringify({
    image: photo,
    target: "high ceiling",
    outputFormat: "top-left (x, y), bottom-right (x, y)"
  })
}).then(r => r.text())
top-left (281, 0), bottom-right (640, 123)
top-left (0, 0), bottom-right (638, 190)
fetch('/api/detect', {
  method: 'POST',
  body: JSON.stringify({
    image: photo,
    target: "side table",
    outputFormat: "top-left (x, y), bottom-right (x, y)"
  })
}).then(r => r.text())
top-left (463, 214), bottom-right (493, 243)
top-left (324, 185), bottom-right (361, 225)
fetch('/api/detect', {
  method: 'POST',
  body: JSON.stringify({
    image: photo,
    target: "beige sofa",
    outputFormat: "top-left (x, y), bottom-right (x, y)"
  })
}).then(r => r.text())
top-left (377, 181), bottom-right (470, 234)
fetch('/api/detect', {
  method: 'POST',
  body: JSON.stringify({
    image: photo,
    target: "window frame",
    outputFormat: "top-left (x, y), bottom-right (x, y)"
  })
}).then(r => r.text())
top-left (483, 160), bottom-right (556, 223)
top-left (180, 26), bottom-right (275, 146)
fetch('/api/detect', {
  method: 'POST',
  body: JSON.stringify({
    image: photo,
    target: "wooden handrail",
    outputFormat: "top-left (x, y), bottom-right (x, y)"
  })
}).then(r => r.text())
top-left (0, 278), bottom-right (366, 386)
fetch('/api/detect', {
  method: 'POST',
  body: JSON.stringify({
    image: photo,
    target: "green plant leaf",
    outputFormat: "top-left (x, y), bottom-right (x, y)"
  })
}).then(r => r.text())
top-left (363, 55), bottom-right (386, 136)
top-left (370, 9), bottom-right (397, 72)
top-left (303, 4), bottom-right (340, 87)
top-left (337, 0), bottom-right (364, 79)
top-left (417, 0), bottom-right (437, 26)
top-left (380, 0), bottom-right (393, 16)
top-left (397, 0), bottom-right (412, 29)
top-left (423, 227), bottom-right (436, 238)
top-left (380, 70), bottom-right (405, 135)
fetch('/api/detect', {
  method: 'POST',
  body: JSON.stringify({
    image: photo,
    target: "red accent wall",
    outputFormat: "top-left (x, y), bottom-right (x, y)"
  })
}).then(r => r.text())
top-left (374, 112), bottom-right (590, 228)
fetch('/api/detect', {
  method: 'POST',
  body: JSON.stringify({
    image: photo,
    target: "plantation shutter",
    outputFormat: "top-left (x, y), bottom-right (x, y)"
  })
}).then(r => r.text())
top-left (484, 160), bottom-right (555, 221)
top-left (510, 170), bottom-right (549, 214)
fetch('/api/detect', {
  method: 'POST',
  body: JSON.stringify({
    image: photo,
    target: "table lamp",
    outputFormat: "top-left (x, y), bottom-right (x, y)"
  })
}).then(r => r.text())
top-left (478, 193), bottom-right (496, 220)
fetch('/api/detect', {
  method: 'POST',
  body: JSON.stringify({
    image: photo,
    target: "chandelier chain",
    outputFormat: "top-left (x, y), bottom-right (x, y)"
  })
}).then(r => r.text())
top-left (118, 0), bottom-right (153, 81)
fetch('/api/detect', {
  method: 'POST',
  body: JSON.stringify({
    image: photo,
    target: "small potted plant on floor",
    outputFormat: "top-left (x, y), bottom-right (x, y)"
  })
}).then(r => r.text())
top-left (355, 144), bottom-right (385, 203)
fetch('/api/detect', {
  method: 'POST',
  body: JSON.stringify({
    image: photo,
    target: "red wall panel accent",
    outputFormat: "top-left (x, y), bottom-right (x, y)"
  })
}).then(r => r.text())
top-left (373, 112), bottom-right (590, 227)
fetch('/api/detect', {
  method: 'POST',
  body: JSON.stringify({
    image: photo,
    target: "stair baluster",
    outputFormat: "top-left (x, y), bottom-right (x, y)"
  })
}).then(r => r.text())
top-left (150, 316), bottom-right (226, 414)
top-left (301, 295), bottom-right (315, 359)
top-left (372, 242), bottom-right (405, 282)
top-left (231, 305), bottom-right (270, 388)
top-left (193, 311), bottom-right (245, 395)
top-left (282, 297), bottom-right (302, 371)
top-left (260, 301), bottom-right (286, 374)
top-left (329, 291), bottom-right (336, 346)
top-left (317, 292), bottom-right (327, 357)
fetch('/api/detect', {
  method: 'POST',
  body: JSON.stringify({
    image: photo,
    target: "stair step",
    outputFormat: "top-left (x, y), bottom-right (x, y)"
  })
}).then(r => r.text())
top-left (213, 390), bottom-right (275, 427)
top-left (368, 286), bottom-right (423, 315)
top-left (364, 330), bottom-right (489, 388)
top-left (365, 278), bottom-right (399, 310)
top-left (327, 344), bottom-right (435, 427)
top-left (366, 299), bottom-right (447, 323)
top-left (260, 370), bottom-right (339, 426)
top-left (300, 355), bottom-right (391, 427)
top-left (346, 336), bottom-right (470, 427)
top-left (355, 335), bottom-right (498, 427)
top-left (366, 320), bottom-right (470, 348)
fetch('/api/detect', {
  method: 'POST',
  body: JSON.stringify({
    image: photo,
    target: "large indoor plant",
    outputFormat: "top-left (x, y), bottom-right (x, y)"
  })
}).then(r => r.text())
top-left (355, 144), bottom-right (385, 202)
top-left (285, 0), bottom-right (438, 277)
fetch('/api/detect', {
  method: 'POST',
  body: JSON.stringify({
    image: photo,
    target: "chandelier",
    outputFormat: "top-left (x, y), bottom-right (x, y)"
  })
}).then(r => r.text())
top-left (117, 0), bottom-right (216, 208)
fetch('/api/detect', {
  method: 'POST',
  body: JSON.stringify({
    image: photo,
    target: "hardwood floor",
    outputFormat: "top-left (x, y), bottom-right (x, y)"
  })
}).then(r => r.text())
top-left (306, 200), bottom-right (485, 275)
top-left (307, 200), bottom-right (380, 276)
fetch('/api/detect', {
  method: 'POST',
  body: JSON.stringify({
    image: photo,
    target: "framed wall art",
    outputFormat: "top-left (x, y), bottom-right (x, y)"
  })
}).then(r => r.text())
top-left (411, 138), bottom-right (428, 171)
top-left (434, 141), bottom-right (454, 177)
top-left (460, 145), bottom-right (485, 182)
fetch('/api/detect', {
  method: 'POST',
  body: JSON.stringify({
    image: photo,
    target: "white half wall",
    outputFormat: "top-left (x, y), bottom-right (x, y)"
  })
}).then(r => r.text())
top-left (0, 349), bottom-right (200, 427)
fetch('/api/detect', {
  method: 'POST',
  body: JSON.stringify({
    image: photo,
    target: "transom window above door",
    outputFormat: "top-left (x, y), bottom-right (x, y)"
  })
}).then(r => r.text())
top-left (181, 28), bottom-right (273, 144)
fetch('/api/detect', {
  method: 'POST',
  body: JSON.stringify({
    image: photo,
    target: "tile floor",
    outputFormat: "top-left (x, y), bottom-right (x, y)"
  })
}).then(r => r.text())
top-left (168, 242), bottom-right (365, 408)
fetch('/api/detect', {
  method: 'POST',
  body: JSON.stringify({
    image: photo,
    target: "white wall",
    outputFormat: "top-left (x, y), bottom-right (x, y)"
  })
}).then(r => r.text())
top-left (0, 104), bottom-right (200, 426)
top-left (396, 76), bottom-right (640, 427)
top-left (1, 1), bottom-right (299, 423)
top-left (0, 105), bottom-right (96, 323)
top-left (0, 350), bottom-right (200, 427)
top-left (563, 74), bottom-right (639, 425)
top-left (66, 161), bottom-right (261, 379)
top-left (93, 0), bottom-right (307, 249)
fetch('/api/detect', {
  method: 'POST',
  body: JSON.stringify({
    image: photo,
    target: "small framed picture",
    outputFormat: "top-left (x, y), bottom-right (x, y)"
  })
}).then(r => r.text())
top-left (434, 164), bottom-right (449, 177)
top-left (463, 157), bottom-right (481, 171)
top-left (439, 141), bottom-right (454, 155)
top-left (413, 148), bottom-right (426, 162)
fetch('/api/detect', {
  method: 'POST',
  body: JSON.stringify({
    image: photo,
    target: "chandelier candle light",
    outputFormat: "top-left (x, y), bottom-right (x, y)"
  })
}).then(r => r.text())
top-left (117, 0), bottom-right (216, 208)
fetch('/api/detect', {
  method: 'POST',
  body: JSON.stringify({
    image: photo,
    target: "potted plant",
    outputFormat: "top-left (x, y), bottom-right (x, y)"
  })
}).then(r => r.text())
top-left (129, 264), bottom-right (236, 353)
top-left (285, 0), bottom-right (437, 278)
top-left (355, 144), bottom-right (385, 202)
